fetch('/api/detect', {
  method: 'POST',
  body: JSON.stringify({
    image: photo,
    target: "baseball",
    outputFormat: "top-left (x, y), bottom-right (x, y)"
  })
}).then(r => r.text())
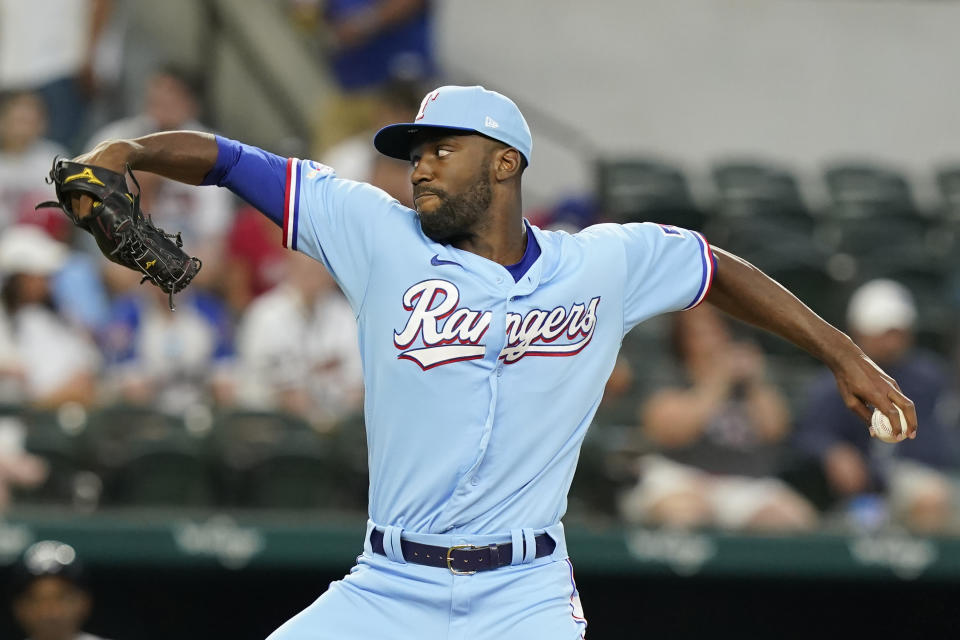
top-left (870, 405), bottom-right (907, 443)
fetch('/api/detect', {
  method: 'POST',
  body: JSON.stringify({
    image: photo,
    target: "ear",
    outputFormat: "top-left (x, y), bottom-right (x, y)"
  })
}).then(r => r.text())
top-left (493, 147), bottom-right (523, 182)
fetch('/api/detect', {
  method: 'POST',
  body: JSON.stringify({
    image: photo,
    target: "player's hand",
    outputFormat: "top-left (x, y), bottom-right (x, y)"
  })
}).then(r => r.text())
top-left (72, 139), bottom-right (133, 174)
top-left (828, 342), bottom-right (917, 439)
top-left (68, 140), bottom-right (137, 221)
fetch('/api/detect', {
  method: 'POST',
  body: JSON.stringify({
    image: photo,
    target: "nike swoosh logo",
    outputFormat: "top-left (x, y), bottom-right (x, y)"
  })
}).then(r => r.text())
top-left (430, 255), bottom-right (460, 267)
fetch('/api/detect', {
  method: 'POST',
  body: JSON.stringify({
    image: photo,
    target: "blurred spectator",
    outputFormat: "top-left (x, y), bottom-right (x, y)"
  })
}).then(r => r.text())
top-left (1, 90), bottom-right (110, 331)
top-left (0, 92), bottom-right (68, 229)
top-left (0, 0), bottom-right (114, 151)
top-left (323, 0), bottom-right (435, 91)
top-left (100, 285), bottom-right (235, 415)
top-left (221, 205), bottom-right (287, 315)
top-left (619, 304), bottom-right (816, 532)
top-left (306, 0), bottom-right (436, 151)
top-left (86, 66), bottom-right (234, 288)
top-left (0, 226), bottom-right (100, 408)
top-left (236, 251), bottom-right (362, 430)
top-left (796, 279), bottom-right (958, 534)
top-left (10, 540), bottom-right (111, 640)
top-left (321, 80), bottom-right (423, 206)
top-left (0, 414), bottom-right (48, 512)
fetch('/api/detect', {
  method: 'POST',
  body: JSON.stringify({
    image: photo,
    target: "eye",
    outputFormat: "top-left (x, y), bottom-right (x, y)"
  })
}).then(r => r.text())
top-left (437, 148), bottom-right (452, 158)
top-left (410, 156), bottom-right (420, 168)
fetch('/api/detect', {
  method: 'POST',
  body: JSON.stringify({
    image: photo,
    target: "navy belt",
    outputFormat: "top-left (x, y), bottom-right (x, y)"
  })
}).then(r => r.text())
top-left (369, 529), bottom-right (556, 575)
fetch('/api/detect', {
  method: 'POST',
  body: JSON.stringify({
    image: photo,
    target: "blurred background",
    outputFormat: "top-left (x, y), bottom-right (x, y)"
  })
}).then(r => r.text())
top-left (1, 0), bottom-right (960, 637)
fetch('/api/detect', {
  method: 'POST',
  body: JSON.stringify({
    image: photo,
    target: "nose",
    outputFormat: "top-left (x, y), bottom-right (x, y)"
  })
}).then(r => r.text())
top-left (410, 155), bottom-right (433, 185)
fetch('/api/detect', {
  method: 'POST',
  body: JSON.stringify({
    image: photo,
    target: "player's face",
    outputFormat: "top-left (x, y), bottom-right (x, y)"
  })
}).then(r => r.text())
top-left (409, 133), bottom-right (494, 243)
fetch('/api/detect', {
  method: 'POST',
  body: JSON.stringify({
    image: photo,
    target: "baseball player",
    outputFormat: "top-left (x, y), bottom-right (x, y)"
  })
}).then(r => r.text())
top-left (10, 540), bottom-right (111, 640)
top-left (64, 85), bottom-right (916, 639)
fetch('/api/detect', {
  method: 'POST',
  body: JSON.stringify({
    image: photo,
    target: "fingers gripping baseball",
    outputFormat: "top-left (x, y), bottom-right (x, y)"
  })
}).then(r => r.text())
top-left (834, 353), bottom-right (917, 439)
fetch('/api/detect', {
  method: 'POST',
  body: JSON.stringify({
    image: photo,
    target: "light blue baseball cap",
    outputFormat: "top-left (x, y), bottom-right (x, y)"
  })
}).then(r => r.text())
top-left (374, 85), bottom-right (532, 166)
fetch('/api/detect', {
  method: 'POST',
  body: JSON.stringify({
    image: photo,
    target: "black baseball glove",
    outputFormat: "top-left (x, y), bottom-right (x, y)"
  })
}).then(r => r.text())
top-left (36, 159), bottom-right (201, 310)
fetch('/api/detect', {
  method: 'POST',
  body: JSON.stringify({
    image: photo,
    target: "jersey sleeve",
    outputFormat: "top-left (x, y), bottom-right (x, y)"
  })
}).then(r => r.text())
top-left (284, 158), bottom-right (413, 311)
top-left (201, 136), bottom-right (414, 312)
top-left (615, 222), bottom-right (715, 331)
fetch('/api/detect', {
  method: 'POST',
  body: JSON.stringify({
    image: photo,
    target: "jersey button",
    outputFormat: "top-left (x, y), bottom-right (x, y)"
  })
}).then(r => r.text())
top-left (470, 476), bottom-right (480, 486)
top-left (496, 276), bottom-right (503, 284)
top-left (509, 297), bottom-right (516, 302)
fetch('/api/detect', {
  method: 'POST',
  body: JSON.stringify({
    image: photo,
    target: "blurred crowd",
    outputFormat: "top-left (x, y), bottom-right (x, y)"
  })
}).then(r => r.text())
top-left (0, 0), bottom-right (958, 541)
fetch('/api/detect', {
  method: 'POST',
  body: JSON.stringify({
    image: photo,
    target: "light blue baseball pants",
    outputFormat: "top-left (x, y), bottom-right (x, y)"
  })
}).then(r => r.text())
top-left (266, 521), bottom-right (587, 640)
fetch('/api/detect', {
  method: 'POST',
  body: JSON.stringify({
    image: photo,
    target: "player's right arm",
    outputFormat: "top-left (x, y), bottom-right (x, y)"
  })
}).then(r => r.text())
top-left (73, 131), bottom-right (220, 187)
top-left (67, 132), bottom-right (220, 222)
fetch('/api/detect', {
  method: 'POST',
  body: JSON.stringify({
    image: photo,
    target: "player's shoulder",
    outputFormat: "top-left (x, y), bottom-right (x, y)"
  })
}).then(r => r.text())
top-left (295, 159), bottom-right (421, 235)
top-left (298, 159), bottom-right (415, 214)
top-left (543, 220), bottom-right (682, 247)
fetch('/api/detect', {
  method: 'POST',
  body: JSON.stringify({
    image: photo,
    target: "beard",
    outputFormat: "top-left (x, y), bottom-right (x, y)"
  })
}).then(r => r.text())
top-left (415, 176), bottom-right (493, 243)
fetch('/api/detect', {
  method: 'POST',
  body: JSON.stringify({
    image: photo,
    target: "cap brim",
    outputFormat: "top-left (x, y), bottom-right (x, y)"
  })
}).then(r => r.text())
top-left (373, 123), bottom-right (478, 161)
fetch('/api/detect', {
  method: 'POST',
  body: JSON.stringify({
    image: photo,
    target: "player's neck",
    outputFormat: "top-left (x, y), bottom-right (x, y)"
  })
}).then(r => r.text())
top-left (452, 198), bottom-right (525, 265)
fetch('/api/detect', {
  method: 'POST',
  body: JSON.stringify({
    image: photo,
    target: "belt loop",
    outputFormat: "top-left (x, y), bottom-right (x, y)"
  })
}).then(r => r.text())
top-left (383, 525), bottom-right (405, 563)
top-left (510, 529), bottom-right (524, 565)
top-left (522, 528), bottom-right (537, 564)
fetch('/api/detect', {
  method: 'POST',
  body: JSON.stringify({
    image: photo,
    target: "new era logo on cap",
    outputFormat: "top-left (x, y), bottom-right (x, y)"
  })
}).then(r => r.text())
top-left (373, 85), bottom-right (533, 166)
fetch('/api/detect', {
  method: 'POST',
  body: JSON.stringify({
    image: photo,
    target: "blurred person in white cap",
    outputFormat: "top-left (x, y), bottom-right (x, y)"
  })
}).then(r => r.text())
top-left (0, 225), bottom-right (100, 408)
top-left (796, 279), bottom-right (958, 533)
top-left (10, 540), bottom-right (112, 640)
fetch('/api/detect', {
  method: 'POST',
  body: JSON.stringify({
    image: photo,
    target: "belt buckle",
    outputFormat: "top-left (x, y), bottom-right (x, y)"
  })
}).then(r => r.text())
top-left (446, 544), bottom-right (479, 575)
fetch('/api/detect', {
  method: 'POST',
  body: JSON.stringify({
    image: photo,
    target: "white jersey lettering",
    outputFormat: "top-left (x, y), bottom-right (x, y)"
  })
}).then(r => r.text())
top-left (394, 280), bottom-right (601, 368)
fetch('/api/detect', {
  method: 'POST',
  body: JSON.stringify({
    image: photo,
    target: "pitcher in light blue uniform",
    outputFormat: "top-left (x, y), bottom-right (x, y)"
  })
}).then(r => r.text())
top-left (72, 85), bottom-right (918, 639)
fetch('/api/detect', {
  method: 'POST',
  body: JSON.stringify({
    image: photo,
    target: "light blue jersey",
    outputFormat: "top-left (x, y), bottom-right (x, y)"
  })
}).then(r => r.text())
top-left (203, 130), bottom-right (715, 638)
top-left (281, 158), bottom-right (714, 536)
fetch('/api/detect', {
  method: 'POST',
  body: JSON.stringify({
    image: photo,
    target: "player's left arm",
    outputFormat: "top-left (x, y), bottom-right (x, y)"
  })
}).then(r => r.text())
top-left (705, 247), bottom-right (917, 439)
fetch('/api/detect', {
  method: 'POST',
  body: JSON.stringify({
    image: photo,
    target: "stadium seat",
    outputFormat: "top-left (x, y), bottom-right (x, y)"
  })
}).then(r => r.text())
top-left (820, 162), bottom-right (936, 260)
top-left (711, 159), bottom-right (810, 220)
top-left (596, 158), bottom-right (706, 230)
top-left (823, 161), bottom-right (916, 218)
top-left (704, 159), bottom-right (820, 263)
top-left (933, 163), bottom-right (960, 219)
top-left (828, 214), bottom-right (930, 257)
top-left (85, 406), bottom-right (214, 507)
top-left (211, 410), bottom-right (345, 510)
top-left (14, 408), bottom-right (94, 506)
top-left (929, 164), bottom-right (960, 260)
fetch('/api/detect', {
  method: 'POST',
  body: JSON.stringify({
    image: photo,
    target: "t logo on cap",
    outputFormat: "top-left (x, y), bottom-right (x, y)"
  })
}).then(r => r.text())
top-left (415, 90), bottom-right (440, 121)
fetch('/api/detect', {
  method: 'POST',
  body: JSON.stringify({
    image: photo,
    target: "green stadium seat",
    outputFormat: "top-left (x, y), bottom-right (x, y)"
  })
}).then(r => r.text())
top-left (597, 157), bottom-right (706, 230)
top-left (933, 163), bottom-right (960, 220)
top-left (211, 410), bottom-right (346, 510)
top-left (819, 162), bottom-right (935, 260)
top-left (823, 161), bottom-right (916, 218)
top-left (701, 159), bottom-right (824, 268)
top-left (15, 408), bottom-right (94, 506)
top-left (711, 159), bottom-right (811, 221)
top-left (85, 405), bottom-right (214, 507)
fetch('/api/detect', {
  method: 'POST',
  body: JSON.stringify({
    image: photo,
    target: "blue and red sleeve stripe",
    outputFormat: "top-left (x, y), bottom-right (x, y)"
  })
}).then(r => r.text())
top-left (282, 158), bottom-right (302, 250)
top-left (684, 231), bottom-right (716, 309)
